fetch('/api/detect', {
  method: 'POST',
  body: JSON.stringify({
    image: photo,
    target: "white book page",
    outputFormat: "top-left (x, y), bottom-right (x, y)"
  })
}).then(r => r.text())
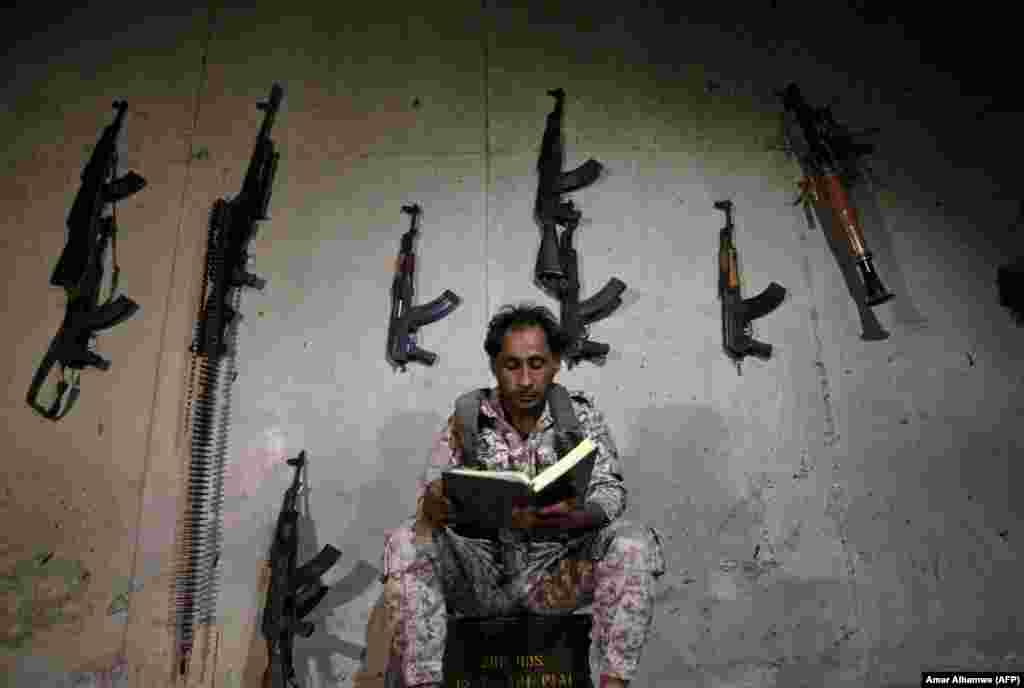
top-left (531, 438), bottom-right (596, 492)
top-left (446, 468), bottom-right (531, 484)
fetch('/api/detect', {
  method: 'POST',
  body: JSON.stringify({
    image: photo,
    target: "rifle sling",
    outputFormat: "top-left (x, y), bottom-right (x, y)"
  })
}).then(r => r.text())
top-left (454, 383), bottom-right (581, 467)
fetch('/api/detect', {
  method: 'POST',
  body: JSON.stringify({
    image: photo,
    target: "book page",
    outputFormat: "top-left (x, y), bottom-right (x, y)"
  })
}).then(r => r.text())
top-left (445, 468), bottom-right (531, 484)
top-left (531, 437), bottom-right (597, 492)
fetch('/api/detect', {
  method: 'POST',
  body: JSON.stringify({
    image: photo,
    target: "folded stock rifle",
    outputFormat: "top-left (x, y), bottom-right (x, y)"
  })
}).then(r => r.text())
top-left (716, 200), bottom-right (786, 374)
top-left (779, 83), bottom-right (892, 308)
top-left (28, 100), bottom-right (146, 420)
top-left (261, 451), bottom-right (341, 688)
top-left (534, 88), bottom-right (625, 368)
top-left (386, 203), bottom-right (461, 371)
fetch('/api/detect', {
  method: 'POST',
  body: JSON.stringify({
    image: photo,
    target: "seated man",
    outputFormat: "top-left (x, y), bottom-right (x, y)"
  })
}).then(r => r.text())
top-left (355, 303), bottom-right (665, 688)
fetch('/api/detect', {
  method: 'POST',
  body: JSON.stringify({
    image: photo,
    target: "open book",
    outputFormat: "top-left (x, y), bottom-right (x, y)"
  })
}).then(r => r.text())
top-left (443, 437), bottom-right (597, 530)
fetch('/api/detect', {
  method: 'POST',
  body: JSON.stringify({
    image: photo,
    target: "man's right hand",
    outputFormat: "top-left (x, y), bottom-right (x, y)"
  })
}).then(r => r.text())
top-left (420, 479), bottom-right (454, 527)
top-left (447, 414), bottom-right (465, 453)
top-left (510, 506), bottom-right (540, 530)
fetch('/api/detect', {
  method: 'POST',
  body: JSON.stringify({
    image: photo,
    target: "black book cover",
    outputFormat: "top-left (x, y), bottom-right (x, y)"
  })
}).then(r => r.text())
top-left (443, 438), bottom-right (596, 530)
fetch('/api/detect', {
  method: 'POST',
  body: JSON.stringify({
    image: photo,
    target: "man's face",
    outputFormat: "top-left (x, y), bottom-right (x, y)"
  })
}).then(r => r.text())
top-left (492, 326), bottom-right (560, 413)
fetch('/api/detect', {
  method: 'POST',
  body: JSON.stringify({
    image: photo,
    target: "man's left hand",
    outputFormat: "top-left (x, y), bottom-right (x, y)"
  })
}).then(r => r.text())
top-left (532, 497), bottom-right (603, 531)
top-left (536, 497), bottom-right (577, 518)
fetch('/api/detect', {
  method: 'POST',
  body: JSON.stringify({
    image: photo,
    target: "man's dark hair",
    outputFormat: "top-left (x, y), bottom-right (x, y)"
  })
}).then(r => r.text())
top-left (484, 302), bottom-right (569, 363)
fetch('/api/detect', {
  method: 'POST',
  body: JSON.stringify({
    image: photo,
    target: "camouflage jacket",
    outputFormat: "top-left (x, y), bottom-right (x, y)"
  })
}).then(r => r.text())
top-left (418, 387), bottom-right (627, 524)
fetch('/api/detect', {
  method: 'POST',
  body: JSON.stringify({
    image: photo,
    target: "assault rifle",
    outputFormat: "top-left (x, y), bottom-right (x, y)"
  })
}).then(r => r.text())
top-left (386, 203), bottom-right (461, 371)
top-left (27, 100), bottom-right (146, 420)
top-left (177, 84), bottom-right (282, 678)
top-left (716, 200), bottom-right (786, 374)
top-left (779, 83), bottom-right (892, 307)
top-left (533, 88), bottom-right (625, 368)
top-left (192, 84), bottom-right (281, 361)
top-left (261, 451), bottom-right (342, 688)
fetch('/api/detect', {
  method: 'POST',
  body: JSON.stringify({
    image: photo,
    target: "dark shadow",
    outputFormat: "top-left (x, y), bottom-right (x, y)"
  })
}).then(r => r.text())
top-left (619, 402), bottom-right (736, 530)
top-left (290, 479), bottom-right (385, 680)
top-left (617, 403), bottom-right (737, 686)
top-left (290, 410), bottom-right (448, 683)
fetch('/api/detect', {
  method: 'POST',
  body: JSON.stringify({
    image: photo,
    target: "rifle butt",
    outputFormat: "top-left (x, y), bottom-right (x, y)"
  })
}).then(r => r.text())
top-left (745, 338), bottom-right (773, 360)
top-left (388, 328), bottom-right (439, 370)
top-left (726, 336), bottom-right (773, 361)
top-left (406, 345), bottom-right (438, 367)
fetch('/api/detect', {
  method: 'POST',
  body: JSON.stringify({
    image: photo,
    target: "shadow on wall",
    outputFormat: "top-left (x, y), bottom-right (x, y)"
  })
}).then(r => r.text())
top-left (357, 409), bottom-right (447, 549)
top-left (618, 402), bottom-right (738, 529)
top-left (613, 403), bottom-right (734, 685)
top-left (287, 409), bottom-right (447, 684)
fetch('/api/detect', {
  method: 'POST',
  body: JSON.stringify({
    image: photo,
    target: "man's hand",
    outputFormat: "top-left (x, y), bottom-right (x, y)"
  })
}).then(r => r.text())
top-left (447, 414), bottom-right (465, 452)
top-left (510, 497), bottom-right (577, 530)
top-left (419, 479), bottom-right (454, 528)
top-left (509, 506), bottom-right (538, 530)
top-left (536, 497), bottom-right (577, 518)
top-left (417, 415), bottom-right (465, 530)
top-left (534, 497), bottom-right (607, 531)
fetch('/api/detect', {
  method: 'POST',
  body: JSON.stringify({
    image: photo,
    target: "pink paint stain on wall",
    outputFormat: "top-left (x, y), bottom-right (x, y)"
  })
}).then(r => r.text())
top-left (224, 445), bottom-right (288, 500)
top-left (220, 440), bottom-right (293, 530)
top-left (70, 656), bottom-right (128, 688)
top-left (136, 440), bottom-right (290, 556)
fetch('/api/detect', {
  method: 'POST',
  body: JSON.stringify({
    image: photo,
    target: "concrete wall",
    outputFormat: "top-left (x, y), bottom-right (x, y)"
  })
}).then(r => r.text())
top-left (1, 2), bottom-right (1021, 687)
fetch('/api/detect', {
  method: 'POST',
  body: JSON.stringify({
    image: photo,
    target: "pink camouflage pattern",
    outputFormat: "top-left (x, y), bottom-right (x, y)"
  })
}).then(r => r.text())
top-left (380, 388), bottom-right (666, 686)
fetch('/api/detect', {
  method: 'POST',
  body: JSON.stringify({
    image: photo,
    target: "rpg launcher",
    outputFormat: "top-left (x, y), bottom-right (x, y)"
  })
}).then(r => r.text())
top-left (779, 82), bottom-right (892, 307)
top-left (533, 88), bottom-right (625, 368)
top-left (717, 200), bottom-right (786, 375)
top-left (386, 203), bottom-right (461, 371)
top-left (27, 100), bottom-right (146, 420)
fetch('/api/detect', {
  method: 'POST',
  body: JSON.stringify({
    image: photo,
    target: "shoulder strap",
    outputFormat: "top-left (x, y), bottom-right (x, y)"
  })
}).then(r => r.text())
top-left (453, 383), bottom-right (584, 465)
top-left (547, 383), bottom-right (583, 457)
top-left (454, 387), bottom-right (489, 467)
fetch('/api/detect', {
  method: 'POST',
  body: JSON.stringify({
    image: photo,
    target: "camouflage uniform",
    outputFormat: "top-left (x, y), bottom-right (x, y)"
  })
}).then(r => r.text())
top-left (379, 388), bottom-right (665, 687)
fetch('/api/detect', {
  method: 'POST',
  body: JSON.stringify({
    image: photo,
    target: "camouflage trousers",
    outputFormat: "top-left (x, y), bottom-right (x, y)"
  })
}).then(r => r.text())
top-left (379, 518), bottom-right (666, 687)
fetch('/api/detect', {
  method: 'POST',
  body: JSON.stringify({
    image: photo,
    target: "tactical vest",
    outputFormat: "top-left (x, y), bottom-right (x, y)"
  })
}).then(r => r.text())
top-left (453, 383), bottom-right (584, 465)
